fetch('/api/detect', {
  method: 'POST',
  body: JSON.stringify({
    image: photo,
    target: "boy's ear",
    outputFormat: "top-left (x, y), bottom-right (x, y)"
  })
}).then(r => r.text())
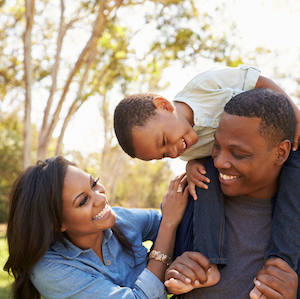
top-left (275, 140), bottom-right (291, 166)
top-left (153, 97), bottom-right (174, 112)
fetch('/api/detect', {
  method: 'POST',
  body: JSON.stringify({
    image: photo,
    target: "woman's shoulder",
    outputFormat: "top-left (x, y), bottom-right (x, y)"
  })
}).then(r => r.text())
top-left (113, 207), bottom-right (161, 239)
top-left (113, 207), bottom-right (160, 223)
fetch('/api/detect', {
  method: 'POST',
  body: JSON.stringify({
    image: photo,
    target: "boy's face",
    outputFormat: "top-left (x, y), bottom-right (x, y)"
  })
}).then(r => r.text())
top-left (131, 109), bottom-right (198, 161)
top-left (211, 112), bottom-right (281, 199)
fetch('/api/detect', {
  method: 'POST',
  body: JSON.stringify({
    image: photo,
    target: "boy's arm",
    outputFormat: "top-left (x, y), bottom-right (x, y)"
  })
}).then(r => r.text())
top-left (255, 76), bottom-right (300, 151)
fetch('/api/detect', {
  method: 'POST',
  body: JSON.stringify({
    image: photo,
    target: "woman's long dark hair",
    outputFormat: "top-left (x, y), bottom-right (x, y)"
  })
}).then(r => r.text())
top-left (4, 156), bottom-right (133, 299)
top-left (4, 156), bottom-right (73, 299)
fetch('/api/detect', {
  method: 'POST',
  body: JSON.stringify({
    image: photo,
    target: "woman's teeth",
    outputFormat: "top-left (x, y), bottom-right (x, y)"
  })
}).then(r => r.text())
top-left (92, 203), bottom-right (110, 220)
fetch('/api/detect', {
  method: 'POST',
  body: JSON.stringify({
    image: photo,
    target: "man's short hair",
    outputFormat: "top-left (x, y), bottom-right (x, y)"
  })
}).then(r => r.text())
top-left (114, 93), bottom-right (161, 158)
top-left (224, 88), bottom-right (296, 149)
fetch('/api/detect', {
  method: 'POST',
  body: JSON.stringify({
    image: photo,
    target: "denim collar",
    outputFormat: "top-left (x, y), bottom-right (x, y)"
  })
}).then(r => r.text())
top-left (51, 228), bottom-right (113, 259)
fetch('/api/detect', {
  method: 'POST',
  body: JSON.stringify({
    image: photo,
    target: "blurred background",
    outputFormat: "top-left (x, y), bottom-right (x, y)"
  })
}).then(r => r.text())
top-left (1, 0), bottom-right (300, 223)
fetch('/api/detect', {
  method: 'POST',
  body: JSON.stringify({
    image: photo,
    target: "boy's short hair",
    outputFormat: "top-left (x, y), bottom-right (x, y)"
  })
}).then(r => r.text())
top-left (114, 93), bottom-right (162, 158)
top-left (225, 88), bottom-right (296, 149)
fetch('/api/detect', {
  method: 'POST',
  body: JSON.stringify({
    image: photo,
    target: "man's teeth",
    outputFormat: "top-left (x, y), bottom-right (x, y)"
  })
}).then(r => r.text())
top-left (219, 173), bottom-right (238, 181)
top-left (93, 203), bottom-right (110, 220)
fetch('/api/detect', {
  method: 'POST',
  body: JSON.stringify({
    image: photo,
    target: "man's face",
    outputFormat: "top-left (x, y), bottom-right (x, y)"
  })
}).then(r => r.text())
top-left (131, 109), bottom-right (199, 161)
top-left (211, 112), bottom-right (280, 199)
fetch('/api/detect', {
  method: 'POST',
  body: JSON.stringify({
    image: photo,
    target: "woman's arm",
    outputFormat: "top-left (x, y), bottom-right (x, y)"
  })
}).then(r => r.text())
top-left (146, 174), bottom-right (189, 282)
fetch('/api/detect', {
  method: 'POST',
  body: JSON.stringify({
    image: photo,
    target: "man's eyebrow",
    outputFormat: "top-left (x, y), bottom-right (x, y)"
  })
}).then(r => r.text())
top-left (72, 175), bottom-right (93, 206)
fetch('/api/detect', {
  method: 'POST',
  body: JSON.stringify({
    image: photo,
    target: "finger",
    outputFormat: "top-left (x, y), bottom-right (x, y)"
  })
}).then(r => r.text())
top-left (196, 164), bottom-right (207, 175)
top-left (263, 257), bottom-right (293, 274)
top-left (253, 279), bottom-right (282, 299)
top-left (165, 268), bottom-right (192, 284)
top-left (193, 180), bottom-right (209, 190)
top-left (188, 183), bottom-right (198, 200)
top-left (168, 261), bottom-right (207, 284)
top-left (192, 172), bottom-right (210, 184)
top-left (174, 173), bottom-right (187, 190)
top-left (292, 136), bottom-right (298, 151)
top-left (249, 286), bottom-right (263, 299)
top-left (164, 278), bottom-right (194, 295)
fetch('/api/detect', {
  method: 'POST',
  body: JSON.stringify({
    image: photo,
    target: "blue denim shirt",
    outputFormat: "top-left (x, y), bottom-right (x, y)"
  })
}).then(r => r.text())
top-left (31, 207), bottom-right (167, 299)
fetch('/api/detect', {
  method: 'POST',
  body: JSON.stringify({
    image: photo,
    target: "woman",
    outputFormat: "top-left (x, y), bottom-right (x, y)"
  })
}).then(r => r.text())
top-left (4, 156), bottom-right (190, 299)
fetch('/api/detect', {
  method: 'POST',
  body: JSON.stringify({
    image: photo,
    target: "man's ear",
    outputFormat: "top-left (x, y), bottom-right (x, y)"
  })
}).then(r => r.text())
top-left (275, 140), bottom-right (291, 166)
top-left (153, 97), bottom-right (174, 112)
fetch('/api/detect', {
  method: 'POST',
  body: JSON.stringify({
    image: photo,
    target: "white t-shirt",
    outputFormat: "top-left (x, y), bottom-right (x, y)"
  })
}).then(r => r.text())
top-left (174, 65), bottom-right (261, 161)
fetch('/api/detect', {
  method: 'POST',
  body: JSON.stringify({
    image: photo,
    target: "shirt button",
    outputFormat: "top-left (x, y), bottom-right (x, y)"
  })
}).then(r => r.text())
top-left (212, 121), bottom-right (217, 127)
top-left (106, 260), bottom-right (111, 266)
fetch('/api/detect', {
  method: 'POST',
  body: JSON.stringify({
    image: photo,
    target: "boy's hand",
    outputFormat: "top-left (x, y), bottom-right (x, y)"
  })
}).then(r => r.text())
top-left (249, 258), bottom-right (298, 299)
top-left (186, 159), bottom-right (210, 200)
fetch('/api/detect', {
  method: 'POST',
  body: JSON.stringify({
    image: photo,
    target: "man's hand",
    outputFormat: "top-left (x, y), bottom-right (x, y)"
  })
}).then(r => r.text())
top-left (164, 251), bottom-right (220, 295)
top-left (186, 159), bottom-right (210, 200)
top-left (249, 258), bottom-right (298, 299)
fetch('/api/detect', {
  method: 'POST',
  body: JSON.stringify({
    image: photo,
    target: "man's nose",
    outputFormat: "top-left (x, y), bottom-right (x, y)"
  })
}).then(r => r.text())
top-left (213, 151), bottom-right (231, 169)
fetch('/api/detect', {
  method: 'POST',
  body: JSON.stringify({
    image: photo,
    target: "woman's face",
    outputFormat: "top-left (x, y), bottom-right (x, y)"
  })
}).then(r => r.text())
top-left (61, 166), bottom-right (116, 243)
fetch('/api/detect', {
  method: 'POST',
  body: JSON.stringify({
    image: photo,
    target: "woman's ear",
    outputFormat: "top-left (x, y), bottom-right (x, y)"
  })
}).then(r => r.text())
top-left (275, 140), bottom-right (291, 166)
top-left (61, 224), bottom-right (67, 232)
top-left (153, 97), bottom-right (174, 112)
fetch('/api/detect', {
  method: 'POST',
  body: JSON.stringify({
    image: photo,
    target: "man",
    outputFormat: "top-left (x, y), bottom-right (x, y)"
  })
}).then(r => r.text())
top-left (165, 88), bottom-right (299, 298)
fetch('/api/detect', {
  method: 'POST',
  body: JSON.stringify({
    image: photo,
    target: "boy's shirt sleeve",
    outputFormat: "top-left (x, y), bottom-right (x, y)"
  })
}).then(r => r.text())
top-left (175, 65), bottom-right (261, 161)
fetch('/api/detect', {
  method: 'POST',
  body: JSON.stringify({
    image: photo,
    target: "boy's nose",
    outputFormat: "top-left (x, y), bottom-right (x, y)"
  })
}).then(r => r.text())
top-left (167, 145), bottom-right (178, 158)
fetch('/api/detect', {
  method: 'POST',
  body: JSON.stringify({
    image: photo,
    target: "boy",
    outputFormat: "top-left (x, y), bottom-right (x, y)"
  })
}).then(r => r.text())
top-left (114, 65), bottom-right (300, 292)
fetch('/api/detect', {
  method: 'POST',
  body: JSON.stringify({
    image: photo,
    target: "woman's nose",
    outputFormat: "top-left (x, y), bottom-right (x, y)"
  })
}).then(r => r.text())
top-left (92, 191), bottom-right (106, 207)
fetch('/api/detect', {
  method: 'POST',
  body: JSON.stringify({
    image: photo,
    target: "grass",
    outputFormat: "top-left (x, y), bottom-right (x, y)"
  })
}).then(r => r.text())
top-left (0, 224), bottom-right (12, 299)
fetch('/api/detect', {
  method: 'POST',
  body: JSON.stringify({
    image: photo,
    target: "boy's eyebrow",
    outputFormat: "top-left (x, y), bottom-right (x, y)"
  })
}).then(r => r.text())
top-left (73, 175), bottom-right (93, 206)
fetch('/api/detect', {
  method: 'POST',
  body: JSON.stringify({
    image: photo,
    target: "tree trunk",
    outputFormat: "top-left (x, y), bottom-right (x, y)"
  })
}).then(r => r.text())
top-left (22, 0), bottom-right (35, 168)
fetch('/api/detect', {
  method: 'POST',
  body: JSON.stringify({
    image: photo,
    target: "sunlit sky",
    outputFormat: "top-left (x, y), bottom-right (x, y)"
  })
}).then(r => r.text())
top-left (54, 0), bottom-right (300, 174)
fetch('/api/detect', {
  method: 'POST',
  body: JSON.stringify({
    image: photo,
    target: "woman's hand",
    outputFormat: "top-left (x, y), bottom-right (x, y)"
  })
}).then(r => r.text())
top-left (161, 173), bottom-right (189, 228)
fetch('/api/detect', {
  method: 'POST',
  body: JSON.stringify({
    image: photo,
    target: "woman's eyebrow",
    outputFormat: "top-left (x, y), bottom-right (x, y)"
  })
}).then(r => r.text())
top-left (72, 175), bottom-right (93, 206)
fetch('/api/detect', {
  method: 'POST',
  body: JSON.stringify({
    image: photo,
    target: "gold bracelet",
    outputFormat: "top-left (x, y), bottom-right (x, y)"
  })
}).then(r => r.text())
top-left (149, 250), bottom-right (173, 266)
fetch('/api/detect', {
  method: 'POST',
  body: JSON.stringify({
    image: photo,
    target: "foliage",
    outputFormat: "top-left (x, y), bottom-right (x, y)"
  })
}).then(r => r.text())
top-left (114, 158), bottom-right (174, 208)
top-left (0, 112), bottom-right (23, 222)
top-left (66, 148), bottom-right (174, 208)
top-left (0, 227), bottom-right (12, 298)
top-left (0, 0), bottom-right (243, 165)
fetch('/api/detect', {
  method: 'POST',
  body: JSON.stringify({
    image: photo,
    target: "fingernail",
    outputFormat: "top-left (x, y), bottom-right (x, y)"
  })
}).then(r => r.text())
top-left (194, 280), bottom-right (200, 286)
top-left (206, 267), bottom-right (211, 274)
top-left (254, 280), bottom-right (261, 287)
top-left (185, 278), bottom-right (191, 283)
